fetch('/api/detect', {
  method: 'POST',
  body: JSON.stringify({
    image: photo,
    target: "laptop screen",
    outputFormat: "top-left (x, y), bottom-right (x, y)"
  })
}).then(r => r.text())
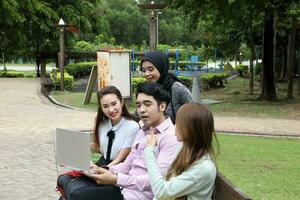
top-left (55, 128), bottom-right (90, 173)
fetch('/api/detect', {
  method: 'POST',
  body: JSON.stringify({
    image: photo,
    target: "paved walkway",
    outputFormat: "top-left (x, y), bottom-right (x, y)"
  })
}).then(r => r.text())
top-left (0, 78), bottom-right (299, 200)
top-left (0, 79), bottom-right (95, 200)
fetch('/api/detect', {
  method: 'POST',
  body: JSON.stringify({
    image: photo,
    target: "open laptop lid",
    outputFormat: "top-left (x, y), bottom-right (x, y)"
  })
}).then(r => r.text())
top-left (55, 128), bottom-right (90, 174)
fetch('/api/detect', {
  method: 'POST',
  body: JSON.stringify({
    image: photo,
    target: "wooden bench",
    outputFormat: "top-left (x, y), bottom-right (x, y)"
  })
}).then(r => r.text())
top-left (40, 77), bottom-right (54, 95)
top-left (214, 173), bottom-right (252, 200)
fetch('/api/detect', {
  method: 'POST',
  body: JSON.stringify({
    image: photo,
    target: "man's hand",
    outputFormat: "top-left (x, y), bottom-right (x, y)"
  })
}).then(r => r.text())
top-left (87, 167), bottom-right (118, 185)
top-left (147, 128), bottom-right (157, 147)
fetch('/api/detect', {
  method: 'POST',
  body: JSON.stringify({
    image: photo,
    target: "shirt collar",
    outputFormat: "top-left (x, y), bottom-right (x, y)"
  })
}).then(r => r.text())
top-left (110, 117), bottom-right (125, 132)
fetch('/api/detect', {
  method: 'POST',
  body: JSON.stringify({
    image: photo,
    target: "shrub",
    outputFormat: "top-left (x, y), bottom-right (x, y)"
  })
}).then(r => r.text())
top-left (65, 62), bottom-right (96, 78)
top-left (235, 64), bottom-right (248, 76)
top-left (201, 73), bottom-right (228, 90)
top-left (131, 77), bottom-right (146, 91)
top-left (224, 62), bottom-right (234, 71)
top-left (50, 71), bottom-right (74, 91)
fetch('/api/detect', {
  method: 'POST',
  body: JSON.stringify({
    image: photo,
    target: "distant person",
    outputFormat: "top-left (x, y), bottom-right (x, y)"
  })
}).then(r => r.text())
top-left (141, 51), bottom-right (193, 123)
top-left (145, 103), bottom-right (217, 200)
top-left (91, 86), bottom-right (140, 167)
top-left (87, 82), bottom-right (181, 200)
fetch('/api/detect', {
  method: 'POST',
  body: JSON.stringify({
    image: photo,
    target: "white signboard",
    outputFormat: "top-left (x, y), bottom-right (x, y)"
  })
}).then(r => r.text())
top-left (97, 49), bottom-right (131, 98)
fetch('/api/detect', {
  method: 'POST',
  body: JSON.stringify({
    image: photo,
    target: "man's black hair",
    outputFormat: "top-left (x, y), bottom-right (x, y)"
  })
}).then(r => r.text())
top-left (136, 82), bottom-right (170, 106)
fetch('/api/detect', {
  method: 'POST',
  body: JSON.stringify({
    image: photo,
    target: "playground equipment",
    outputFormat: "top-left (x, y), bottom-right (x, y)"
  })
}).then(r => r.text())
top-left (130, 48), bottom-right (205, 71)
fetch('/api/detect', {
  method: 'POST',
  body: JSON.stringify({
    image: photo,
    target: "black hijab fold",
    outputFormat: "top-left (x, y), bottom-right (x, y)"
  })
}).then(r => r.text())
top-left (141, 51), bottom-right (182, 92)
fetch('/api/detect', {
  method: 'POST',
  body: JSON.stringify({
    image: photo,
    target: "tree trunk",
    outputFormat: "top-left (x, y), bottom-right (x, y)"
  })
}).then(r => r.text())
top-left (256, 50), bottom-right (258, 66)
top-left (40, 59), bottom-right (46, 78)
top-left (277, 47), bottom-right (282, 78)
top-left (235, 42), bottom-right (238, 67)
top-left (2, 52), bottom-right (6, 71)
top-left (260, 7), bottom-right (277, 101)
top-left (249, 33), bottom-right (254, 95)
top-left (286, 16), bottom-right (296, 99)
top-left (281, 44), bottom-right (288, 79)
top-left (273, 8), bottom-right (277, 79)
top-left (297, 51), bottom-right (300, 94)
top-left (298, 50), bottom-right (300, 94)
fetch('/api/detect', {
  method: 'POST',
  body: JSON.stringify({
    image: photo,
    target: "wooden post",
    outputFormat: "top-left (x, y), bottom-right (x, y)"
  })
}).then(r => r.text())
top-left (59, 27), bottom-right (65, 91)
top-left (83, 65), bottom-right (97, 105)
top-left (149, 10), bottom-right (156, 51)
top-left (137, 3), bottom-right (166, 51)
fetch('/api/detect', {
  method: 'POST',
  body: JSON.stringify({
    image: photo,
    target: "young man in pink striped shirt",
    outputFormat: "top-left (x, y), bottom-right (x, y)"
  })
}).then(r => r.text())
top-left (89, 82), bottom-right (181, 200)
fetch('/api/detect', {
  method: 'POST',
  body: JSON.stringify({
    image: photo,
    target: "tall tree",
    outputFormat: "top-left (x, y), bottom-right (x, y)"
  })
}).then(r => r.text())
top-left (298, 49), bottom-right (300, 94)
top-left (286, 16), bottom-right (296, 99)
top-left (260, 6), bottom-right (277, 100)
top-left (286, 1), bottom-right (300, 98)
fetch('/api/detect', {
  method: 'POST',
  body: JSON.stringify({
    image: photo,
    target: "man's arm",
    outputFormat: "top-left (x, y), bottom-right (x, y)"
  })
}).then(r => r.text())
top-left (109, 147), bottom-right (135, 175)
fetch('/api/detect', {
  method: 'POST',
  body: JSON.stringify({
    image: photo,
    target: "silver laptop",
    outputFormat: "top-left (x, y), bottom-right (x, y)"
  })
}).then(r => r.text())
top-left (55, 128), bottom-right (91, 174)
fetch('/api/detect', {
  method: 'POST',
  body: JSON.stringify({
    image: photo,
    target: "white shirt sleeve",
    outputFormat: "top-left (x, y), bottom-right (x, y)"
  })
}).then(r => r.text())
top-left (122, 121), bottom-right (140, 148)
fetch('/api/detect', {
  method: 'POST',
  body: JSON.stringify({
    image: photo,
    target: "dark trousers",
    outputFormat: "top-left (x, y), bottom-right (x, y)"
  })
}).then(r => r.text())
top-left (57, 157), bottom-right (123, 200)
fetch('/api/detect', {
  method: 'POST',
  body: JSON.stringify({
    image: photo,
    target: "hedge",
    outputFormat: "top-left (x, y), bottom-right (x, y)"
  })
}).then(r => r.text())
top-left (0, 70), bottom-right (35, 78)
top-left (131, 60), bottom-right (206, 71)
top-left (131, 73), bottom-right (227, 92)
top-left (65, 62), bottom-right (96, 78)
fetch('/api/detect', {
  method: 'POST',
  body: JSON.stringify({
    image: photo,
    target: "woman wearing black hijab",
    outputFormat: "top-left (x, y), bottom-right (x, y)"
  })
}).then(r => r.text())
top-left (140, 51), bottom-right (193, 123)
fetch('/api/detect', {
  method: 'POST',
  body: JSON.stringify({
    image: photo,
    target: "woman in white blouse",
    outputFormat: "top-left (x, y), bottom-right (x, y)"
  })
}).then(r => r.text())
top-left (91, 86), bottom-right (140, 167)
top-left (145, 103), bottom-right (217, 200)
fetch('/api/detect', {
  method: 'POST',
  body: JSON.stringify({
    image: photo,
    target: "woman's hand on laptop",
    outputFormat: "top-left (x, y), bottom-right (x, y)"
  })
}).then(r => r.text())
top-left (88, 166), bottom-right (118, 185)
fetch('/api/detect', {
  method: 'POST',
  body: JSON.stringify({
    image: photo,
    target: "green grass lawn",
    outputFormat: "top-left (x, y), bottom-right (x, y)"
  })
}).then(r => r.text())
top-left (216, 134), bottom-right (300, 200)
top-left (202, 77), bottom-right (300, 119)
top-left (51, 91), bottom-right (98, 111)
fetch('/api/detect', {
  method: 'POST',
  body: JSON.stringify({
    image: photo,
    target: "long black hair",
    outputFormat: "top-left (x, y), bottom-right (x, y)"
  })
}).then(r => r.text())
top-left (93, 86), bottom-right (135, 149)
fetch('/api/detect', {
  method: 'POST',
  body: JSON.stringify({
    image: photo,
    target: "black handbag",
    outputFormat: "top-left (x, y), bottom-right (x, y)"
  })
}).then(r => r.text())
top-left (57, 173), bottom-right (123, 200)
